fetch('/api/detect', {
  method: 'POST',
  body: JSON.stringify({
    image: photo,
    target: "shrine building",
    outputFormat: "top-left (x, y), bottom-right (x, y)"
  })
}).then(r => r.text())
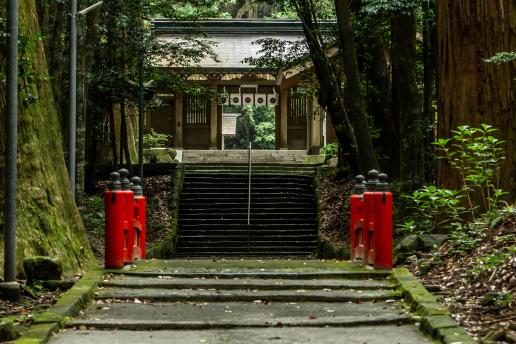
top-left (147, 19), bottom-right (337, 154)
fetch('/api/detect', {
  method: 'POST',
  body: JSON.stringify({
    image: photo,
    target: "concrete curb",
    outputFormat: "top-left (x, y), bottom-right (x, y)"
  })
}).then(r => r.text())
top-left (391, 268), bottom-right (475, 344)
top-left (14, 268), bottom-right (103, 344)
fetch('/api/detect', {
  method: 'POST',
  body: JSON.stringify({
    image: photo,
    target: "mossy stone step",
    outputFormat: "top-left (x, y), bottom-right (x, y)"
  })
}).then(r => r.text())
top-left (96, 287), bottom-right (398, 303)
top-left (101, 277), bottom-right (393, 290)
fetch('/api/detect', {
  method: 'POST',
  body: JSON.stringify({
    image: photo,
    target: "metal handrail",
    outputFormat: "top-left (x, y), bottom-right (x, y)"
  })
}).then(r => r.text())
top-left (247, 142), bottom-right (252, 225)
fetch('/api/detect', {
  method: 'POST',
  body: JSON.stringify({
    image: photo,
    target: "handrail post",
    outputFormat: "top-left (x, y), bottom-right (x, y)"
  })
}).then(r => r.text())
top-left (247, 142), bottom-right (252, 225)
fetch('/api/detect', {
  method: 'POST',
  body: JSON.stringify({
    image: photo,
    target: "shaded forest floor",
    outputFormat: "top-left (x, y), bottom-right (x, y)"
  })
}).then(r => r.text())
top-left (409, 210), bottom-right (515, 342)
top-left (319, 175), bottom-right (515, 343)
top-left (317, 175), bottom-right (354, 249)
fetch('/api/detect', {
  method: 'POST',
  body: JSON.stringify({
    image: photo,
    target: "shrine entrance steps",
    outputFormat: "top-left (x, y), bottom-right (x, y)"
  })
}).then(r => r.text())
top-left (176, 164), bottom-right (319, 257)
top-left (51, 260), bottom-right (433, 344)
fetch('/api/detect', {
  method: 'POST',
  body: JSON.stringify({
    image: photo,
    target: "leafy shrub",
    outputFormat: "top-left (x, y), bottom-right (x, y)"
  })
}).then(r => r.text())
top-left (320, 143), bottom-right (339, 162)
top-left (144, 129), bottom-right (172, 148)
top-left (399, 124), bottom-right (507, 237)
top-left (401, 186), bottom-right (465, 234)
top-left (434, 124), bottom-right (506, 218)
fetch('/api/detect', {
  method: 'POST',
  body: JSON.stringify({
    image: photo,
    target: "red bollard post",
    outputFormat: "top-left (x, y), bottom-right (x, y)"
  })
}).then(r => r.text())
top-left (131, 177), bottom-right (146, 260)
top-left (118, 169), bottom-right (135, 265)
top-left (350, 175), bottom-right (366, 260)
top-left (104, 172), bottom-right (125, 269)
top-left (372, 173), bottom-right (393, 269)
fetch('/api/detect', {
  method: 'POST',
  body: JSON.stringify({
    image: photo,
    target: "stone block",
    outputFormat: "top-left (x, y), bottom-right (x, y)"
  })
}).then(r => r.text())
top-left (23, 256), bottom-right (63, 282)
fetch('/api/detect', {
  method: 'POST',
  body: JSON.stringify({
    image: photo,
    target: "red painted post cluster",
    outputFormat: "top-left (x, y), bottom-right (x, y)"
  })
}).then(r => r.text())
top-left (104, 169), bottom-right (147, 269)
top-left (349, 170), bottom-right (393, 269)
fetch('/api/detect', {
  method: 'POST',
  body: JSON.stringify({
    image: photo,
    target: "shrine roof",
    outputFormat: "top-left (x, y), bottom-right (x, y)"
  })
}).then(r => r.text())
top-left (152, 19), bottom-right (305, 72)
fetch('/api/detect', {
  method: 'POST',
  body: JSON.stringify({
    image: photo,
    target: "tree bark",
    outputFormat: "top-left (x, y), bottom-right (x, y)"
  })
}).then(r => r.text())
top-left (0, 0), bottom-right (95, 272)
top-left (392, 9), bottom-right (425, 189)
top-left (334, 0), bottom-right (379, 172)
top-left (436, 0), bottom-right (516, 200)
top-left (423, 0), bottom-right (437, 182)
top-left (292, 0), bottom-right (362, 173)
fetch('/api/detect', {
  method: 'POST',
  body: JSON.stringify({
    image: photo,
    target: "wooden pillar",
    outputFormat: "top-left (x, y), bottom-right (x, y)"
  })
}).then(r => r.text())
top-left (175, 93), bottom-right (183, 149)
top-left (310, 96), bottom-right (322, 154)
top-left (210, 86), bottom-right (219, 150)
top-left (279, 89), bottom-right (288, 150)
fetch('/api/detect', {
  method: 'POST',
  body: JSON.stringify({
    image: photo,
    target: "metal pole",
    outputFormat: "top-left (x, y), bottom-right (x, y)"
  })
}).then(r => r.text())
top-left (138, 54), bottom-right (144, 180)
top-left (5, 0), bottom-right (19, 283)
top-left (247, 142), bottom-right (252, 226)
top-left (68, 0), bottom-right (78, 198)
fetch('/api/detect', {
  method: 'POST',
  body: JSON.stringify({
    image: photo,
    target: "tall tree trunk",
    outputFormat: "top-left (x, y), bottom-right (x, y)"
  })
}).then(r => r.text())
top-left (293, 0), bottom-right (362, 173)
top-left (423, 0), bottom-right (437, 182)
top-left (119, 98), bottom-right (132, 168)
top-left (0, 0), bottom-right (95, 272)
top-left (109, 104), bottom-right (118, 170)
top-left (436, 0), bottom-right (516, 200)
top-left (334, 0), bottom-right (379, 172)
top-left (357, 23), bottom-right (397, 176)
top-left (78, 5), bottom-right (102, 198)
top-left (392, 9), bottom-right (425, 189)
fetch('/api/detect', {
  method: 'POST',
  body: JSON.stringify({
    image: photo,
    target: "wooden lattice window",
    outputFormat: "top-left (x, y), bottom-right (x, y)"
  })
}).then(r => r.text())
top-left (288, 96), bottom-right (307, 125)
top-left (185, 97), bottom-right (209, 126)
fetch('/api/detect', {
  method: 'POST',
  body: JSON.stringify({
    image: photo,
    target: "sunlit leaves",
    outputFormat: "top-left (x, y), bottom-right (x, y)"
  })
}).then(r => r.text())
top-left (484, 52), bottom-right (516, 64)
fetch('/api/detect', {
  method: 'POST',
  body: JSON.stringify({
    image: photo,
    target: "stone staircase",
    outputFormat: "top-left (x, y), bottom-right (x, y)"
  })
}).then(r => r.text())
top-left (56, 260), bottom-right (434, 344)
top-left (176, 164), bottom-right (319, 257)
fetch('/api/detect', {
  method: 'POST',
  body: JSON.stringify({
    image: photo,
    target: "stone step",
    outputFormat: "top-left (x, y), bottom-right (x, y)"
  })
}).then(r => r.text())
top-left (178, 224), bottom-right (317, 231)
top-left (174, 252), bottom-right (316, 258)
top-left (106, 271), bottom-right (391, 280)
top-left (183, 182), bottom-right (313, 189)
top-left (176, 241), bottom-right (317, 249)
top-left (53, 326), bottom-right (433, 344)
top-left (178, 213), bottom-right (317, 220)
top-left (181, 193), bottom-right (314, 199)
top-left (176, 230), bottom-right (317, 237)
top-left (179, 208), bottom-right (316, 214)
top-left (69, 315), bottom-right (410, 331)
top-left (180, 198), bottom-right (315, 204)
top-left (95, 288), bottom-right (397, 303)
top-left (184, 162), bottom-right (318, 168)
top-left (178, 218), bottom-right (316, 225)
top-left (184, 174), bottom-right (314, 181)
top-left (101, 278), bottom-right (392, 290)
top-left (182, 187), bottom-right (314, 194)
top-left (175, 247), bottom-right (317, 255)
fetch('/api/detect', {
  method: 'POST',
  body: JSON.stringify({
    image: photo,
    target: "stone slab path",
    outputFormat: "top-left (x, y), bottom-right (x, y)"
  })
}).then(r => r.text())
top-left (48, 260), bottom-right (434, 344)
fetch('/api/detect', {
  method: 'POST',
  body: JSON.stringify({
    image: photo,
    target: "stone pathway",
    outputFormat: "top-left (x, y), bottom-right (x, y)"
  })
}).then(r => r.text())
top-left (48, 260), bottom-right (434, 344)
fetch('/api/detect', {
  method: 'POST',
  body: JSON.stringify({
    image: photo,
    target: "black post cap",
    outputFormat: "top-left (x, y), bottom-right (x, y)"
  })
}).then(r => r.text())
top-left (131, 176), bottom-right (143, 196)
top-left (353, 175), bottom-right (366, 194)
top-left (108, 172), bottom-right (121, 191)
top-left (118, 169), bottom-right (131, 190)
top-left (377, 173), bottom-right (390, 192)
top-left (366, 169), bottom-right (380, 191)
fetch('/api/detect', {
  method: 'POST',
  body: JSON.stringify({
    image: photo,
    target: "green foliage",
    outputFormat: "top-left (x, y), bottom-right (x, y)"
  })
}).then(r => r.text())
top-left (362, 0), bottom-right (418, 15)
top-left (433, 124), bottom-right (506, 218)
top-left (144, 129), bottom-right (172, 148)
top-left (225, 106), bottom-right (276, 149)
top-left (320, 143), bottom-right (339, 162)
top-left (399, 125), bottom-right (507, 241)
top-left (470, 247), bottom-right (516, 276)
top-left (484, 52), bottom-right (516, 64)
top-left (401, 186), bottom-right (465, 234)
top-left (80, 196), bottom-right (105, 238)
